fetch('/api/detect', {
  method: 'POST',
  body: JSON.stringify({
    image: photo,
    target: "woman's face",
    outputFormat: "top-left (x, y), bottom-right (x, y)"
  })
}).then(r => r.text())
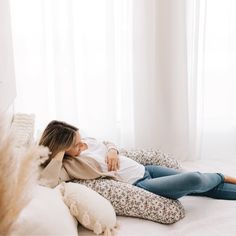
top-left (65, 132), bottom-right (84, 157)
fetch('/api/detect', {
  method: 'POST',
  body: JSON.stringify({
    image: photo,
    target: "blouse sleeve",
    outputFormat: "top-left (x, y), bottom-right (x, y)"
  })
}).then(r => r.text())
top-left (39, 159), bottom-right (70, 188)
top-left (38, 159), bottom-right (62, 188)
top-left (102, 140), bottom-right (119, 154)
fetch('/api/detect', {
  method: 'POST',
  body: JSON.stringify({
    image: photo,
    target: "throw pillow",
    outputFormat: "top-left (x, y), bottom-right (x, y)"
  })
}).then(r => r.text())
top-left (11, 185), bottom-right (78, 236)
top-left (60, 182), bottom-right (118, 235)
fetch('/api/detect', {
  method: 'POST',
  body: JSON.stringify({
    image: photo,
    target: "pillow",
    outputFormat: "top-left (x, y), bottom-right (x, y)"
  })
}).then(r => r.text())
top-left (11, 185), bottom-right (78, 236)
top-left (119, 148), bottom-right (181, 169)
top-left (74, 179), bottom-right (185, 224)
top-left (60, 182), bottom-right (118, 235)
top-left (11, 113), bottom-right (35, 148)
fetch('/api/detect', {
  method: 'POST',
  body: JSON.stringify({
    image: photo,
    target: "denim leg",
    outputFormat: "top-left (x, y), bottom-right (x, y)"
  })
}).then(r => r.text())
top-left (192, 182), bottom-right (236, 200)
top-left (145, 165), bottom-right (182, 177)
top-left (132, 165), bottom-right (182, 185)
top-left (135, 165), bottom-right (224, 200)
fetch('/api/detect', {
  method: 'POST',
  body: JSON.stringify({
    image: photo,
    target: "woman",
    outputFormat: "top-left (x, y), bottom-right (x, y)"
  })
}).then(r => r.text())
top-left (39, 120), bottom-right (236, 200)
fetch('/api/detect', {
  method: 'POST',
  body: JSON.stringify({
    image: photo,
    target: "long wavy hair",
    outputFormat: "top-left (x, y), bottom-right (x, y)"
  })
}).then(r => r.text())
top-left (39, 120), bottom-right (79, 167)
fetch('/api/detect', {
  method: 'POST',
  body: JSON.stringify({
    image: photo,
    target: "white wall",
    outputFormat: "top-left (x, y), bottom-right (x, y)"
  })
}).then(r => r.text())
top-left (0, 0), bottom-right (16, 113)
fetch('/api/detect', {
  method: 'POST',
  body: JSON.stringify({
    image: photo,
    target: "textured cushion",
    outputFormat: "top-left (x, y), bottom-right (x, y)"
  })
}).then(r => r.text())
top-left (119, 148), bottom-right (181, 169)
top-left (12, 185), bottom-right (78, 236)
top-left (60, 182), bottom-right (118, 235)
top-left (11, 113), bottom-right (35, 148)
top-left (74, 179), bottom-right (185, 224)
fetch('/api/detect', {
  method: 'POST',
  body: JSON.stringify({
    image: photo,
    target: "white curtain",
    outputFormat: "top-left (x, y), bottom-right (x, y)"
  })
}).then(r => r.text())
top-left (10, 0), bottom-right (134, 147)
top-left (10, 0), bottom-right (198, 160)
top-left (132, 0), bottom-right (192, 160)
top-left (10, 0), bottom-right (211, 160)
top-left (199, 0), bottom-right (236, 160)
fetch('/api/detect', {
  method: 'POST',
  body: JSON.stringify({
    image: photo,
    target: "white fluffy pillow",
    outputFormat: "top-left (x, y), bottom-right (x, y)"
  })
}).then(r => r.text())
top-left (11, 185), bottom-right (78, 236)
top-left (60, 182), bottom-right (118, 236)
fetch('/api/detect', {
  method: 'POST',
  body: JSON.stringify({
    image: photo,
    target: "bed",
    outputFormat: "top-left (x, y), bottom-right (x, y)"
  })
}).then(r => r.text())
top-left (78, 158), bottom-right (236, 236)
top-left (1, 109), bottom-right (236, 236)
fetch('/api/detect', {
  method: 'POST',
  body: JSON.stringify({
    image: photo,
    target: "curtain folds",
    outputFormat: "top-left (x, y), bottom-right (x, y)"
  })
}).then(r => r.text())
top-left (10, 0), bottom-right (135, 147)
top-left (10, 0), bottom-right (236, 161)
top-left (132, 0), bottom-right (191, 160)
top-left (200, 0), bottom-right (236, 160)
top-left (10, 0), bottom-right (197, 159)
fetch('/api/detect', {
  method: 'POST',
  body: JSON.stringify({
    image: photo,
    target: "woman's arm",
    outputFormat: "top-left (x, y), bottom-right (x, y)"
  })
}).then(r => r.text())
top-left (103, 141), bottom-right (120, 171)
top-left (38, 151), bottom-right (65, 188)
top-left (102, 141), bottom-right (119, 153)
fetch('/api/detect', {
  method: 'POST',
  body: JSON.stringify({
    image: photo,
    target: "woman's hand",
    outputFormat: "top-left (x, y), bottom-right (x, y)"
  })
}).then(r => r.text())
top-left (106, 149), bottom-right (119, 171)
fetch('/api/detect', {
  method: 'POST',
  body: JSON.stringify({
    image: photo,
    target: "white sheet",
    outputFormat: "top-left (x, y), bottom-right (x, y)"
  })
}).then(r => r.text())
top-left (79, 159), bottom-right (236, 236)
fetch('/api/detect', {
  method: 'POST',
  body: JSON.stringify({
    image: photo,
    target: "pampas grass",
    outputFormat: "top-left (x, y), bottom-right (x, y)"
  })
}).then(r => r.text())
top-left (0, 127), bottom-right (49, 236)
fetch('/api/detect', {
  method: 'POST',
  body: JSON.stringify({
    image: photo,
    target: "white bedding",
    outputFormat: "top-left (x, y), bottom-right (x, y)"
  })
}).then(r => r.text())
top-left (79, 159), bottom-right (236, 236)
top-left (3, 109), bottom-right (235, 236)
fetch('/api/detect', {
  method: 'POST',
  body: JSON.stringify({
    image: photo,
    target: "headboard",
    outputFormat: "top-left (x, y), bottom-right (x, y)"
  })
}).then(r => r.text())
top-left (0, 105), bottom-right (35, 148)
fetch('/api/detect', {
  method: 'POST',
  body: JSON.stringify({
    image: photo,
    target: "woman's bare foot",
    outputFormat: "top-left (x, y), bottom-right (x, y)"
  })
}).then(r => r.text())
top-left (224, 175), bottom-right (236, 184)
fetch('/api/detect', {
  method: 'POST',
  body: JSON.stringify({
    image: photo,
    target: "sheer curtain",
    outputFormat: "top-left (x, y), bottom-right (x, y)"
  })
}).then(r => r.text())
top-left (10, 0), bottom-right (210, 160)
top-left (10, 0), bottom-right (200, 160)
top-left (10, 0), bottom-right (134, 147)
top-left (132, 0), bottom-right (191, 160)
top-left (199, 0), bottom-right (236, 160)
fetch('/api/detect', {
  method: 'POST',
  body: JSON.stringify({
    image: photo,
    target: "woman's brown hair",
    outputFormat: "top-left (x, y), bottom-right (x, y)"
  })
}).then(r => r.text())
top-left (39, 120), bottom-right (78, 167)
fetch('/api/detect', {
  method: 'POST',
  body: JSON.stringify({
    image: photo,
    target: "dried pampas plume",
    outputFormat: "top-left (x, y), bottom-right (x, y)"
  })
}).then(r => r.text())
top-left (0, 127), bottom-right (49, 236)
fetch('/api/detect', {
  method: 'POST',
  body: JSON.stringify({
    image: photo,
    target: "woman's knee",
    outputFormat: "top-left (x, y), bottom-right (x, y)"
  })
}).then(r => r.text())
top-left (186, 172), bottom-right (204, 188)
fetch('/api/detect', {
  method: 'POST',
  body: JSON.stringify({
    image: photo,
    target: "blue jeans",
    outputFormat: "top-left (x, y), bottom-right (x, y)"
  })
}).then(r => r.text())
top-left (133, 165), bottom-right (236, 200)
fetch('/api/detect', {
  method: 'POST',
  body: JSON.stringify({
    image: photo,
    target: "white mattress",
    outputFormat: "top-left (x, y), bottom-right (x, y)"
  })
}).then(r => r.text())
top-left (79, 159), bottom-right (236, 236)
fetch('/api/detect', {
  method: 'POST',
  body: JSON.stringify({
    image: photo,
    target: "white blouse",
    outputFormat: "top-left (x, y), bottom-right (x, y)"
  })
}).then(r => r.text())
top-left (79, 137), bottom-right (145, 184)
